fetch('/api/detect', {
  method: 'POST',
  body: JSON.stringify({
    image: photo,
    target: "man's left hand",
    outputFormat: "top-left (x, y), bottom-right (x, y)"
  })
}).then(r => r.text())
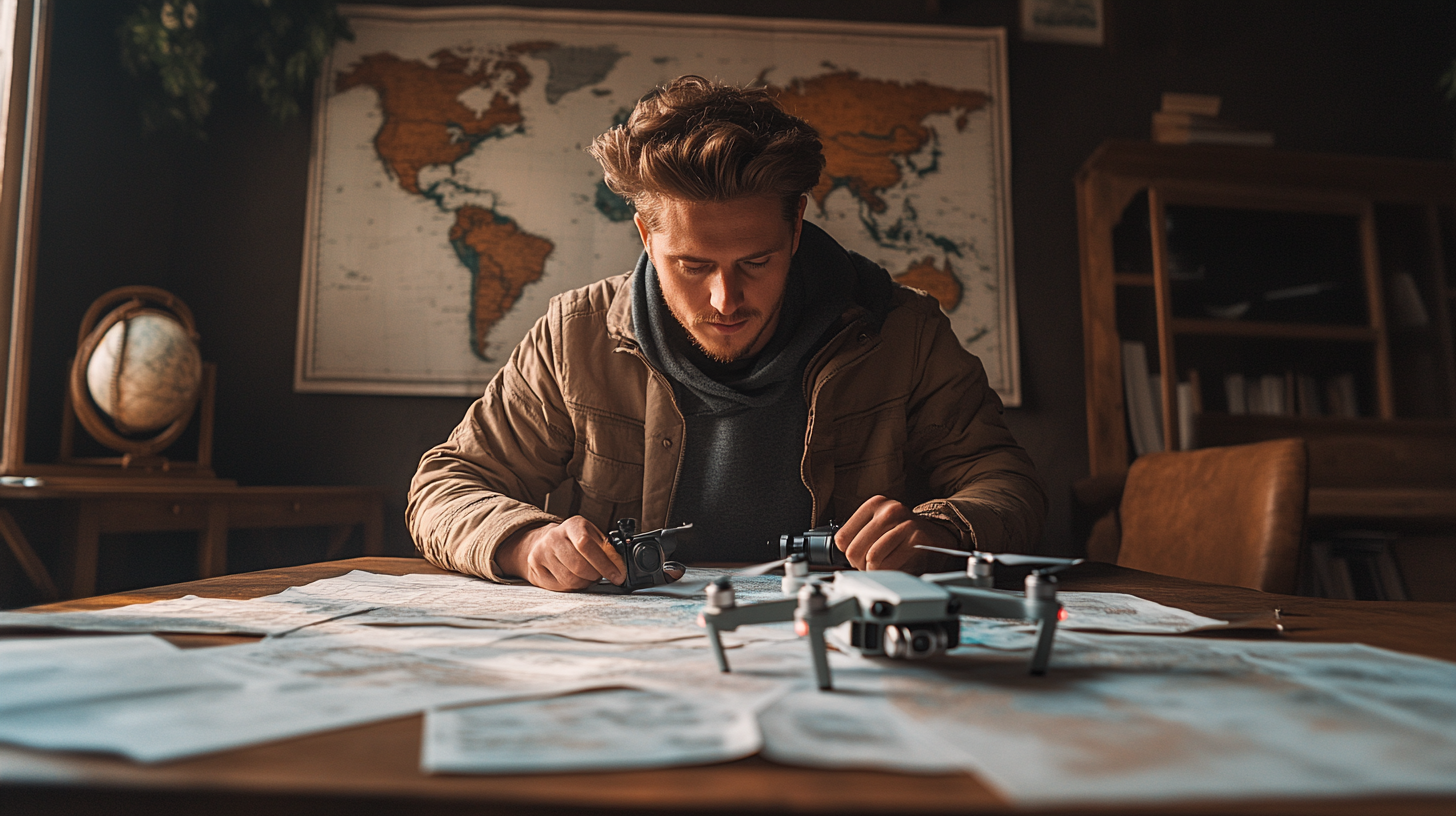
top-left (836, 495), bottom-right (959, 572)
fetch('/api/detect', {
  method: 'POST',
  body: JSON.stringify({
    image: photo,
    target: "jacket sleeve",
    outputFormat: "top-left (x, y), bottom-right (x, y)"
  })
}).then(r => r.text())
top-left (905, 302), bottom-right (1048, 555)
top-left (406, 305), bottom-right (574, 582)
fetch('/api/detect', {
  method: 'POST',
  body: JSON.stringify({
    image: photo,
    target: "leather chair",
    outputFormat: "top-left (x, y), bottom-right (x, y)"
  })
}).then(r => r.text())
top-left (1092, 438), bottom-right (1309, 594)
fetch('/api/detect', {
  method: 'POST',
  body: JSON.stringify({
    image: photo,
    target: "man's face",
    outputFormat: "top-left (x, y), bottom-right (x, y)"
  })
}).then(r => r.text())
top-left (635, 194), bottom-right (805, 363)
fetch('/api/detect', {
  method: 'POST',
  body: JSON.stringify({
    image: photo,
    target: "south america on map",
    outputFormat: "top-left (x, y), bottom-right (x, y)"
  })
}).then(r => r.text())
top-left (300, 9), bottom-right (1015, 402)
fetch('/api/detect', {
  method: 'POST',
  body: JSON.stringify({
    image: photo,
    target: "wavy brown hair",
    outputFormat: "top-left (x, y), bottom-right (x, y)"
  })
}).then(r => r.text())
top-left (588, 75), bottom-right (824, 229)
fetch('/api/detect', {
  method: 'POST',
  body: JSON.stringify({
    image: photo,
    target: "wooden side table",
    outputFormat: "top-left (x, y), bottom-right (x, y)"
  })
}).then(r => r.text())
top-left (0, 482), bottom-right (387, 600)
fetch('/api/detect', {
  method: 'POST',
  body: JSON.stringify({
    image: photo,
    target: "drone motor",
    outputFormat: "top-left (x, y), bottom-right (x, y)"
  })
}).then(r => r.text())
top-left (779, 523), bottom-right (847, 568)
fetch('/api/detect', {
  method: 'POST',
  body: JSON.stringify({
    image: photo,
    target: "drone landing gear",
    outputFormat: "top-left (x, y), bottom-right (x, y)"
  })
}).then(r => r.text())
top-left (793, 583), bottom-right (859, 690)
top-left (700, 577), bottom-right (857, 690)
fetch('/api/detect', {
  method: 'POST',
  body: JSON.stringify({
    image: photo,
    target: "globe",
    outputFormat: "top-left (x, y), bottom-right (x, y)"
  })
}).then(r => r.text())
top-left (84, 310), bottom-right (202, 434)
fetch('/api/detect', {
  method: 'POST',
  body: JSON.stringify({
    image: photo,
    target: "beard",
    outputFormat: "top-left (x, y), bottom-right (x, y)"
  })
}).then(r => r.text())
top-left (676, 299), bottom-right (782, 364)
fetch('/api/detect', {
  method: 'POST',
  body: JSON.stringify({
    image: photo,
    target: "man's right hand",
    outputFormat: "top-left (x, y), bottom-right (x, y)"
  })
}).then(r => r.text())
top-left (494, 516), bottom-right (627, 592)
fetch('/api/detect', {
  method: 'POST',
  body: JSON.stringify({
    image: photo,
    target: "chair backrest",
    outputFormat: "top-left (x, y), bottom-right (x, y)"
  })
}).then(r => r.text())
top-left (1116, 438), bottom-right (1308, 594)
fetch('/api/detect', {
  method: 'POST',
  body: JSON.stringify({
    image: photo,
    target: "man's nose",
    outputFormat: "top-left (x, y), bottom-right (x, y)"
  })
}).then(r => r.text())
top-left (709, 270), bottom-right (745, 316)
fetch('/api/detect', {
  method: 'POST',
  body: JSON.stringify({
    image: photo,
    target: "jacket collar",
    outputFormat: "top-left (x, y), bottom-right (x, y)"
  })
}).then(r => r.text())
top-left (606, 268), bottom-right (637, 345)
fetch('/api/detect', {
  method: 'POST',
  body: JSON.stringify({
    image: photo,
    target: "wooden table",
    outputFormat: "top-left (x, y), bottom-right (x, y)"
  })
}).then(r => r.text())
top-left (0, 483), bottom-right (386, 601)
top-left (1, 557), bottom-right (1454, 816)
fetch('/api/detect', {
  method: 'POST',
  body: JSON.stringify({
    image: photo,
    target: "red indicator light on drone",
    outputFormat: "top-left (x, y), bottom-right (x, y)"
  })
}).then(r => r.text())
top-left (795, 619), bottom-right (809, 636)
top-left (1058, 608), bottom-right (1069, 622)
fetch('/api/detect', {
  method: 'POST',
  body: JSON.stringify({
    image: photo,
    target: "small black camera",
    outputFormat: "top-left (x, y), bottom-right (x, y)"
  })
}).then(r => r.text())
top-left (607, 518), bottom-right (692, 590)
top-left (779, 522), bottom-right (848, 569)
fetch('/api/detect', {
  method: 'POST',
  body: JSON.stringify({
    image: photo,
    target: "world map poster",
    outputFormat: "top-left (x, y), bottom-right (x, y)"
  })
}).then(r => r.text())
top-left (296, 6), bottom-right (1019, 404)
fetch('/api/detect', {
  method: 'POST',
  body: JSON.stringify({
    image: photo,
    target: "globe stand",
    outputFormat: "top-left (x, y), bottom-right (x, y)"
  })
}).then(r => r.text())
top-left (56, 286), bottom-right (220, 480)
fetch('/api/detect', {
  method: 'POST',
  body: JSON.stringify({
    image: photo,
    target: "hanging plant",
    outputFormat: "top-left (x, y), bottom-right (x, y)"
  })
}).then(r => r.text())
top-left (118, 0), bottom-right (353, 137)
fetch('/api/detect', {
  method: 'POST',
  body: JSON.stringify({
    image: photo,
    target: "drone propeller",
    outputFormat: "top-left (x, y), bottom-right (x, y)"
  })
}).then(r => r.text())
top-left (633, 555), bottom-right (801, 597)
top-left (915, 545), bottom-right (1085, 573)
top-left (737, 556), bottom-right (795, 577)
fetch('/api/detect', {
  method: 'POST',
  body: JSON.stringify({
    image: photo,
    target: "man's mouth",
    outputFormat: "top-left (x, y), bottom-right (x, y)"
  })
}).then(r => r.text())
top-left (705, 319), bottom-right (748, 335)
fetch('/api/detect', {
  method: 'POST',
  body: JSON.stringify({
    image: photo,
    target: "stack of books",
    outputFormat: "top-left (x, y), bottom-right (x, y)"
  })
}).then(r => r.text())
top-left (1152, 92), bottom-right (1274, 147)
top-left (1121, 340), bottom-right (1201, 455)
top-left (1303, 532), bottom-right (1408, 600)
top-left (1223, 371), bottom-right (1359, 418)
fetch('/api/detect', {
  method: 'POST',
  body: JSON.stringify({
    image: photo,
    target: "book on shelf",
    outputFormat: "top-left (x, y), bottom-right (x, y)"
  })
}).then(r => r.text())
top-left (1152, 118), bottom-right (1274, 147)
top-left (1319, 532), bottom-right (1408, 601)
top-left (1220, 372), bottom-right (1360, 418)
top-left (1160, 92), bottom-right (1222, 117)
top-left (1306, 540), bottom-right (1356, 599)
top-left (1152, 93), bottom-right (1273, 147)
top-left (1324, 373), bottom-right (1359, 418)
top-left (1121, 346), bottom-right (1205, 455)
top-left (1176, 380), bottom-right (1197, 451)
top-left (1121, 340), bottom-right (1162, 457)
top-left (1386, 271), bottom-right (1431, 328)
top-left (1250, 373), bottom-right (1285, 415)
top-left (1224, 373), bottom-right (1247, 415)
top-left (1295, 374), bottom-right (1322, 417)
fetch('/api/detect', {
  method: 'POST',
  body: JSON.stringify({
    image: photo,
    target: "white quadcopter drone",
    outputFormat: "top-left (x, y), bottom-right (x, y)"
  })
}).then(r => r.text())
top-left (695, 544), bottom-right (1084, 691)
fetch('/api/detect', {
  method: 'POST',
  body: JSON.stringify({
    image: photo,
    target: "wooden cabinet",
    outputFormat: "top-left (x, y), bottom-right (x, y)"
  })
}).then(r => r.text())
top-left (1077, 140), bottom-right (1456, 478)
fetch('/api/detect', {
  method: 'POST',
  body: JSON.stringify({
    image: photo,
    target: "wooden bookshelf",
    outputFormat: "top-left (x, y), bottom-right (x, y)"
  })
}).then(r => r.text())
top-left (1077, 140), bottom-right (1456, 478)
top-left (1168, 318), bottom-right (1378, 342)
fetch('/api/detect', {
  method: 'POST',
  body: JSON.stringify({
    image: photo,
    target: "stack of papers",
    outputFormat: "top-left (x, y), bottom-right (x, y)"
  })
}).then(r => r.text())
top-left (1, 569), bottom-right (1454, 806)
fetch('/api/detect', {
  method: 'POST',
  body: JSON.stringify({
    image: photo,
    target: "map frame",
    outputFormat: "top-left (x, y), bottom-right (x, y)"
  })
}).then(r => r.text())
top-left (294, 5), bottom-right (1020, 405)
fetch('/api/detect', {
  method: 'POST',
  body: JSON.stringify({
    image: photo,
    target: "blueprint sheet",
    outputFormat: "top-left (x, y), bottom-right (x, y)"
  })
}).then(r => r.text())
top-left (0, 594), bottom-right (375, 635)
top-left (0, 569), bottom-right (1453, 806)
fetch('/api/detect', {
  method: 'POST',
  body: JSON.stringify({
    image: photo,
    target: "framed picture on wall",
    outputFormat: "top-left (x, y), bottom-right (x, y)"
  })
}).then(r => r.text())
top-left (1019, 0), bottom-right (1105, 47)
top-left (296, 6), bottom-right (1022, 405)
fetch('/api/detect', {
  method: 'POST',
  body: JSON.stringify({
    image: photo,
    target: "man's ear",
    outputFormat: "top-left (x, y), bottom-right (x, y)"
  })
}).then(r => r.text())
top-left (790, 194), bottom-right (808, 254)
top-left (634, 212), bottom-right (651, 252)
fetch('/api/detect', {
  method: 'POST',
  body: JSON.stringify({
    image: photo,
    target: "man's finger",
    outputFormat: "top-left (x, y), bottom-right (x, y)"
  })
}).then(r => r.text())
top-left (573, 533), bottom-right (625, 585)
top-left (843, 498), bottom-right (908, 568)
top-left (864, 518), bottom-right (918, 570)
top-left (542, 547), bottom-right (595, 590)
top-left (561, 518), bottom-right (625, 581)
top-left (835, 497), bottom-right (883, 557)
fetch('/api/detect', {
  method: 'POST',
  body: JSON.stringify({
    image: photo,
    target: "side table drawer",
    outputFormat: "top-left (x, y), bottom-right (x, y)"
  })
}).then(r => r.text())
top-left (89, 499), bottom-right (215, 534)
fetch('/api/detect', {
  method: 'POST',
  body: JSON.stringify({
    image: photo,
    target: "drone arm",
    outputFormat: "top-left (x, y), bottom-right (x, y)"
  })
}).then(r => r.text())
top-left (797, 596), bottom-right (859, 691)
top-left (947, 585), bottom-right (1064, 676)
top-left (944, 585), bottom-right (1035, 620)
top-left (1029, 614), bottom-right (1058, 676)
top-left (704, 597), bottom-right (798, 631)
top-left (821, 596), bottom-right (860, 628)
top-left (704, 621), bottom-right (730, 673)
top-left (921, 569), bottom-right (975, 587)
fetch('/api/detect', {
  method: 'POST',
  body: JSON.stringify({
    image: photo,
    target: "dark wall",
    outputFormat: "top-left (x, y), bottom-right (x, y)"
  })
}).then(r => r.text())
top-left (16, 0), bottom-right (1456, 593)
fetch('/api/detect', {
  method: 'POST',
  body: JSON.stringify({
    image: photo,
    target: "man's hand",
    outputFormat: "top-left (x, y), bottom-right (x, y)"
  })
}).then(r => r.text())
top-left (495, 516), bottom-right (626, 591)
top-left (836, 495), bottom-right (959, 573)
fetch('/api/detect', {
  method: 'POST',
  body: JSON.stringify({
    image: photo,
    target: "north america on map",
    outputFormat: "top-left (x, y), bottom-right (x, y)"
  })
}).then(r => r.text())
top-left (336, 47), bottom-right (985, 359)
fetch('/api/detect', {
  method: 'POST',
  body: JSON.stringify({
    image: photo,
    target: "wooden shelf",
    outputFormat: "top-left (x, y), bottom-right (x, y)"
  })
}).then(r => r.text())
top-left (1308, 487), bottom-right (1456, 523)
top-left (1078, 140), bottom-right (1456, 478)
top-left (1169, 317), bottom-right (1377, 342)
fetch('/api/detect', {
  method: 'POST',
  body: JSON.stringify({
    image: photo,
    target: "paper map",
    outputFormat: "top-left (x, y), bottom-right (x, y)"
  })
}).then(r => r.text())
top-left (1, 569), bottom-right (1454, 805)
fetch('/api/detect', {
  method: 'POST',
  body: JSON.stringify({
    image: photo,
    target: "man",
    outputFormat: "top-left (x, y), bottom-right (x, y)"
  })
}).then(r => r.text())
top-left (408, 76), bottom-right (1045, 591)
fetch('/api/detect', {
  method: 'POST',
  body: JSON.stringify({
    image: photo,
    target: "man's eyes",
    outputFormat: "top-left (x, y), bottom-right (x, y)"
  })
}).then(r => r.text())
top-left (679, 258), bottom-right (772, 273)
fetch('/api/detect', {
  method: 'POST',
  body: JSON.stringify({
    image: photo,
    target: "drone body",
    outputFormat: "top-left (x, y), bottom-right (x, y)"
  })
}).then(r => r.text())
top-left (697, 547), bottom-right (1081, 690)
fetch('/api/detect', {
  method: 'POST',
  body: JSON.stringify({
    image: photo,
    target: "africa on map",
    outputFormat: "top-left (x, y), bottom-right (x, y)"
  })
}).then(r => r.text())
top-left (296, 8), bottom-right (1018, 404)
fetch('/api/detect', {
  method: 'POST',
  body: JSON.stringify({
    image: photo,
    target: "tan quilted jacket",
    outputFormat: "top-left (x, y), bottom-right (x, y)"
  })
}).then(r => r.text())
top-left (407, 271), bottom-right (1046, 582)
